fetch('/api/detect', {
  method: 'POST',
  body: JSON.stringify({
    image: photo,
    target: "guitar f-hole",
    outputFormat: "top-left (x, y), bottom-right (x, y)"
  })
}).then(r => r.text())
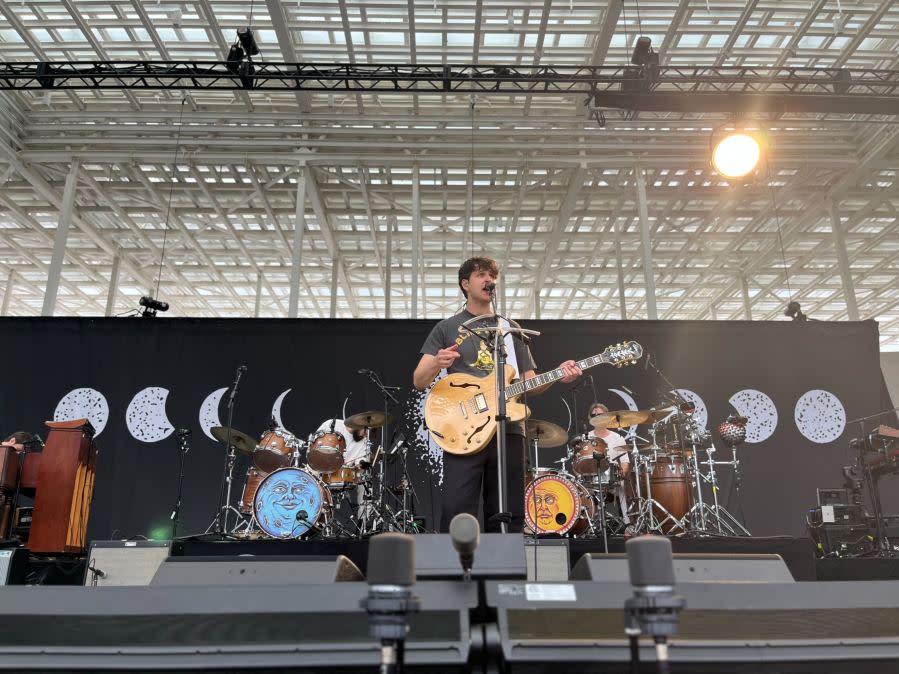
top-left (449, 381), bottom-right (481, 389)
top-left (467, 417), bottom-right (492, 444)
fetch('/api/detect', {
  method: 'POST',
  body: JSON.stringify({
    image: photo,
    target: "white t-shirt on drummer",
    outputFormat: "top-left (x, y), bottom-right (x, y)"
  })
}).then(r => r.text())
top-left (588, 429), bottom-right (630, 465)
top-left (316, 419), bottom-right (369, 467)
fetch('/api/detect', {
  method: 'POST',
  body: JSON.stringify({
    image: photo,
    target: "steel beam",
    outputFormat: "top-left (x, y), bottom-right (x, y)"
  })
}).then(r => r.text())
top-left (105, 248), bottom-right (120, 317)
top-left (411, 164), bottom-right (421, 320)
top-left (41, 158), bottom-right (79, 316)
top-left (828, 200), bottom-right (860, 321)
top-left (0, 268), bottom-right (14, 316)
top-left (254, 272), bottom-right (263, 319)
top-left (289, 167), bottom-right (307, 319)
top-left (740, 273), bottom-right (752, 321)
top-left (634, 166), bottom-right (657, 320)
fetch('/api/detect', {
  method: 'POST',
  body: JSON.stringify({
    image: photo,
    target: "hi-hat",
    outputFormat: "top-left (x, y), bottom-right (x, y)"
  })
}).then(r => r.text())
top-left (525, 419), bottom-right (568, 448)
top-left (345, 411), bottom-right (390, 430)
top-left (210, 426), bottom-right (257, 454)
top-left (590, 408), bottom-right (674, 429)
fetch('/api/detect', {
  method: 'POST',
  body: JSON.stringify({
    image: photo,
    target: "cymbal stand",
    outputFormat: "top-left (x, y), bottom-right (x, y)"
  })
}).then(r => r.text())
top-left (687, 443), bottom-right (750, 536)
top-left (206, 365), bottom-right (248, 535)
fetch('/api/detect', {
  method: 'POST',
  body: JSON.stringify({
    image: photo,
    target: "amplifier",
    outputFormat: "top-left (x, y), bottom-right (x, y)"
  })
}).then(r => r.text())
top-left (84, 540), bottom-right (172, 587)
top-left (813, 504), bottom-right (866, 525)
top-left (817, 488), bottom-right (849, 507)
top-left (819, 523), bottom-right (875, 557)
top-left (11, 507), bottom-right (32, 539)
top-left (0, 548), bottom-right (26, 585)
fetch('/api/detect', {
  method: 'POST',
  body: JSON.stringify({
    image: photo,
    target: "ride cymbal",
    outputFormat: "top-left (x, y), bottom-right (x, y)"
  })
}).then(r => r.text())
top-left (525, 419), bottom-right (568, 448)
top-left (210, 426), bottom-right (257, 454)
top-left (589, 407), bottom-right (674, 429)
top-left (345, 410), bottom-right (390, 430)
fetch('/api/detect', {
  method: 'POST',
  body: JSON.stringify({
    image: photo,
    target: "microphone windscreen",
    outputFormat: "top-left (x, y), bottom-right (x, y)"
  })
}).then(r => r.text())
top-left (449, 513), bottom-right (479, 555)
top-left (367, 532), bottom-right (416, 586)
top-left (626, 536), bottom-right (675, 587)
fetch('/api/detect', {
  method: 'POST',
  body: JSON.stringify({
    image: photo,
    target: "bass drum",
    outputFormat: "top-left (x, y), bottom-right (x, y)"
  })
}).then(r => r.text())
top-left (253, 467), bottom-right (332, 538)
top-left (524, 472), bottom-right (594, 536)
top-left (650, 454), bottom-right (692, 533)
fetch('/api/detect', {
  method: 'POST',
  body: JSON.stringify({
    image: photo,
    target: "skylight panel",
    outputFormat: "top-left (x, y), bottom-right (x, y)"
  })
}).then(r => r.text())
top-left (557, 33), bottom-right (586, 48)
top-left (447, 33), bottom-right (474, 46)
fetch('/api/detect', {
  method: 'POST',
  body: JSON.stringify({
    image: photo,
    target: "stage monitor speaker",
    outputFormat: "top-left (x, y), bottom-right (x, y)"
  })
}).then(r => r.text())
top-left (525, 538), bottom-right (569, 581)
top-left (0, 548), bottom-right (26, 585)
top-left (414, 533), bottom-right (526, 580)
top-left (570, 552), bottom-right (794, 583)
top-left (85, 540), bottom-right (172, 587)
top-left (150, 554), bottom-right (363, 586)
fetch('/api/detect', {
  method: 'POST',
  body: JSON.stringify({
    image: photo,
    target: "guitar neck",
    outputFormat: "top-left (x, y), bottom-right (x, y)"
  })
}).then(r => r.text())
top-left (505, 353), bottom-right (609, 399)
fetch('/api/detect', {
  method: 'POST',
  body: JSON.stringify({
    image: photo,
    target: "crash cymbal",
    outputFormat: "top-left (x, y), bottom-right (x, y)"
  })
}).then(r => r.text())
top-left (525, 419), bottom-right (568, 448)
top-left (345, 410), bottom-right (389, 430)
top-left (590, 408), bottom-right (674, 429)
top-left (210, 426), bottom-right (257, 454)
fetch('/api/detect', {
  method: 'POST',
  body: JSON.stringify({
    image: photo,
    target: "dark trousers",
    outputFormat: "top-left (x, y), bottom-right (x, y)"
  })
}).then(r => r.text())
top-left (440, 434), bottom-right (526, 533)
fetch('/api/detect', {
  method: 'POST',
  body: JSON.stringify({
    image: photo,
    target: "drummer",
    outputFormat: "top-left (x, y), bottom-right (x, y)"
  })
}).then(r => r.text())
top-left (587, 403), bottom-right (631, 520)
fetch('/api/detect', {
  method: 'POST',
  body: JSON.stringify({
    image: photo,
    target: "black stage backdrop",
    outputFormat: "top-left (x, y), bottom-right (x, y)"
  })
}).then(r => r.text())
top-left (0, 317), bottom-right (889, 541)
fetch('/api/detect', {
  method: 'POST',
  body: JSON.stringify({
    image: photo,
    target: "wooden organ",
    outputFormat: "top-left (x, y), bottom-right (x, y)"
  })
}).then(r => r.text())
top-left (26, 419), bottom-right (98, 554)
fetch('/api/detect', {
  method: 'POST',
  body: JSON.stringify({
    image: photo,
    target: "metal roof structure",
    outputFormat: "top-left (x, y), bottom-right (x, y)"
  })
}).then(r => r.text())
top-left (0, 1), bottom-right (897, 348)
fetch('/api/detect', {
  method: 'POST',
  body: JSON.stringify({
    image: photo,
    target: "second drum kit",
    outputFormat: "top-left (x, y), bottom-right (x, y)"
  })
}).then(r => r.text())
top-left (208, 410), bottom-right (416, 540)
top-left (523, 399), bottom-right (751, 539)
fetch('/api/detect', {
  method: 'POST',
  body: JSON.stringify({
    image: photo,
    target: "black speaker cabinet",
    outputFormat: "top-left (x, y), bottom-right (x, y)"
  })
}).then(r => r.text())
top-left (570, 552), bottom-right (795, 582)
top-left (0, 548), bottom-right (26, 585)
top-left (84, 540), bottom-right (172, 587)
top-left (150, 554), bottom-right (363, 586)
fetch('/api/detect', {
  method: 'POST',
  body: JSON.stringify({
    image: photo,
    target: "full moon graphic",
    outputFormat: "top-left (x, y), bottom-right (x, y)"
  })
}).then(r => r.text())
top-left (728, 389), bottom-right (778, 443)
top-left (795, 389), bottom-right (846, 444)
top-left (199, 387), bottom-right (228, 441)
top-left (126, 386), bottom-right (175, 443)
top-left (53, 387), bottom-right (109, 436)
top-left (271, 389), bottom-right (292, 429)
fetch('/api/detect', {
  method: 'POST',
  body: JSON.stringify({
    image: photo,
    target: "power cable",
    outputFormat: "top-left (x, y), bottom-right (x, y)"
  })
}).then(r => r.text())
top-left (153, 95), bottom-right (187, 301)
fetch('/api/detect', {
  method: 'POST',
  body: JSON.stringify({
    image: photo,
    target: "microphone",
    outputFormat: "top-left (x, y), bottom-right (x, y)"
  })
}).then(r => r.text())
top-left (361, 533), bottom-right (420, 674)
top-left (644, 352), bottom-right (651, 370)
top-left (295, 509), bottom-right (310, 524)
top-left (484, 282), bottom-right (496, 293)
top-left (358, 368), bottom-right (370, 375)
top-left (621, 385), bottom-right (637, 397)
top-left (624, 536), bottom-right (685, 673)
top-left (449, 513), bottom-right (479, 581)
top-left (176, 428), bottom-right (191, 437)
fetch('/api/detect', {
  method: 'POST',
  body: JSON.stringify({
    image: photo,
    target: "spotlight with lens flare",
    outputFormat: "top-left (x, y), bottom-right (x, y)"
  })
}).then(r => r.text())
top-left (709, 126), bottom-right (766, 180)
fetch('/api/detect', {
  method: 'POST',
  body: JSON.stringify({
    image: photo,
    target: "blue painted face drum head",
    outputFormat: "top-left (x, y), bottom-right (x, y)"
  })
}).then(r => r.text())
top-left (254, 467), bottom-right (324, 538)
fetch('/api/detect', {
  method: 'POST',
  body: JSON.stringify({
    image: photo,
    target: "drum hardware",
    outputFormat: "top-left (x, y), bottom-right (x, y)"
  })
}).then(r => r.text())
top-left (170, 428), bottom-right (191, 539)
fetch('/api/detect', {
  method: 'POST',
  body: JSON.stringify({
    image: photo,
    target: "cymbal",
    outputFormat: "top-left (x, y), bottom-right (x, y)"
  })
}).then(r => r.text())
top-left (525, 419), bottom-right (568, 448)
top-left (210, 426), bottom-right (257, 454)
top-left (590, 407), bottom-right (674, 429)
top-left (345, 410), bottom-right (389, 430)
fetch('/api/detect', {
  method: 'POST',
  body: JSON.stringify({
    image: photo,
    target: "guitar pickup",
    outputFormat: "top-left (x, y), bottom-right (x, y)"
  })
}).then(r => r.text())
top-left (474, 393), bottom-right (488, 413)
top-left (458, 402), bottom-right (468, 419)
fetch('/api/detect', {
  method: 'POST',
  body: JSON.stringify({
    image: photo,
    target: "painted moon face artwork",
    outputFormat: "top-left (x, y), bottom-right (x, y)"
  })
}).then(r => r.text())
top-left (54, 387), bottom-right (109, 436)
top-left (199, 387), bottom-right (228, 441)
top-left (672, 389), bottom-right (708, 429)
top-left (728, 389), bottom-right (778, 443)
top-left (795, 389), bottom-right (846, 444)
top-left (126, 386), bottom-right (175, 443)
top-left (254, 468), bottom-right (324, 538)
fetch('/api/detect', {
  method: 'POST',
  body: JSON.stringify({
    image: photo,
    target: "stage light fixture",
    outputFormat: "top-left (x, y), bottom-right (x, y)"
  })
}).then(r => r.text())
top-left (711, 132), bottom-right (763, 179)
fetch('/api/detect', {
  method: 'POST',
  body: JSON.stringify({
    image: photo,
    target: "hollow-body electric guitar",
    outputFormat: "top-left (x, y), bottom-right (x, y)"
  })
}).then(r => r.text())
top-left (424, 341), bottom-right (643, 455)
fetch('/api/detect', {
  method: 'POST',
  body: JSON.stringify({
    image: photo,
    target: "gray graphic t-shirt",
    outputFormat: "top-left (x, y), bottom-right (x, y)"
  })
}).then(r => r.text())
top-left (420, 310), bottom-right (537, 436)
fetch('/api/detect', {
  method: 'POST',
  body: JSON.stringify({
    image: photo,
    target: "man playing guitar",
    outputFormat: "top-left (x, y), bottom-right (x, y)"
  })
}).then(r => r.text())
top-left (413, 256), bottom-right (581, 532)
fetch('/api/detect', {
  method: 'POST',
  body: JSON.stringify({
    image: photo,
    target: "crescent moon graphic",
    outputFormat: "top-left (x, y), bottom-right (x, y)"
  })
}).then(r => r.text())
top-left (795, 389), bottom-right (846, 444)
top-left (672, 389), bottom-right (708, 429)
top-left (199, 387), bottom-right (229, 441)
top-left (608, 388), bottom-right (639, 437)
top-left (271, 388), bottom-right (292, 429)
top-left (126, 386), bottom-right (175, 443)
top-left (729, 389), bottom-right (778, 443)
top-left (53, 387), bottom-right (109, 436)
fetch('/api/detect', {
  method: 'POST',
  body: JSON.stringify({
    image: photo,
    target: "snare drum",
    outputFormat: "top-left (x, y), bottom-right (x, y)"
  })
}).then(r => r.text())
top-left (318, 465), bottom-right (358, 491)
top-left (253, 467), bottom-right (332, 538)
top-left (571, 436), bottom-right (609, 476)
top-left (524, 471), bottom-right (594, 536)
top-left (253, 428), bottom-right (302, 473)
top-left (238, 466), bottom-right (267, 515)
top-left (307, 431), bottom-right (346, 474)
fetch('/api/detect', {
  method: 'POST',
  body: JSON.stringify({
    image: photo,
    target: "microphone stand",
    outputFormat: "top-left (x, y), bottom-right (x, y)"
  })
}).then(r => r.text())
top-left (361, 369), bottom-right (404, 531)
top-left (171, 429), bottom-right (191, 539)
top-left (208, 365), bottom-right (246, 536)
top-left (459, 308), bottom-right (540, 535)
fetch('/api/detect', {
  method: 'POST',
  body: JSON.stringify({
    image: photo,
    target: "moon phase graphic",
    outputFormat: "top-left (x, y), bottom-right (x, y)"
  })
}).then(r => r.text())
top-left (199, 387), bottom-right (229, 440)
top-left (795, 389), bottom-right (846, 444)
top-left (53, 387), bottom-right (109, 436)
top-left (728, 389), bottom-right (778, 443)
top-left (672, 389), bottom-right (708, 429)
top-left (126, 386), bottom-right (175, 443)
top-left (271, 389), bottom-right (292, 429)
top-left (608, 388), bottom-right (640, 437)
top-left (411, 369), bottom-right (446, 484)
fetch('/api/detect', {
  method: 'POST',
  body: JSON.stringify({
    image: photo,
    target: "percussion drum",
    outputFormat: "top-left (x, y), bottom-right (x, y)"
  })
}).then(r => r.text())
top-left (649, 454), bottom-right (692, 533)
top-left (524, 472), bottom-right (594, 536)
top-left (307, 431), bottom-right (346, 474)
top-left (238, 466), bottom-right (267, 515)
top-left (253, 428), bottom-right (302, 473)
top-left (571, 436), bottom-right (609, 476)
top-left (318, 465), bottom-right (358, 491)
top-left (253, 467), bottom-right (332, 538)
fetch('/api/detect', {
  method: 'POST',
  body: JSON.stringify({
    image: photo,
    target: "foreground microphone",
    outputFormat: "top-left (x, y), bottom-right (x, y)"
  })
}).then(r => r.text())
top-left (624, 536), bottom-right (685, 674)
top-left (449, 513), bottom-right (479, 581)
top-left (484, 281), bottom-right (496, 294)
top-left (361, 533), bottom-right (420, 674)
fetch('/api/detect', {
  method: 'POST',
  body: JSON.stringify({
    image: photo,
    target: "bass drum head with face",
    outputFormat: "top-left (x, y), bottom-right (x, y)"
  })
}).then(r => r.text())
top-left (253, 467), bottom-right (328, 538)
top-left (524, 472), bottom-right (587, 536)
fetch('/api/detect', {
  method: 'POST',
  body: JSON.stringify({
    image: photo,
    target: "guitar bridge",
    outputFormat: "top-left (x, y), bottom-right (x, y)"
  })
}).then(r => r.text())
top-left (474, 393), bottom-right (488, 413)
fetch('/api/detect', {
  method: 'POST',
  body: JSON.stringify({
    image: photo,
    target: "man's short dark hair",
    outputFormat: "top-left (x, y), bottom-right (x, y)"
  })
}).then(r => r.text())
top-left (4, 431), bottom-right (34, 445)
top-left (458, 256), bottom-right (499, 298)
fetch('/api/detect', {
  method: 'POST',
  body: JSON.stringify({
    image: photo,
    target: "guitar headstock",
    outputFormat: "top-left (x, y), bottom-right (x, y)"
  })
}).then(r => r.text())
top-left (602, 341), bottom-right (643, 368)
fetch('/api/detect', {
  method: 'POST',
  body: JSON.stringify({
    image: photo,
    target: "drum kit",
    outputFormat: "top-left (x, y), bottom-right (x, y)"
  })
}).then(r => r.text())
top-left (205, 410), bottom-right (418, 540)
top-left (523, 400), bottom-right (751, 540)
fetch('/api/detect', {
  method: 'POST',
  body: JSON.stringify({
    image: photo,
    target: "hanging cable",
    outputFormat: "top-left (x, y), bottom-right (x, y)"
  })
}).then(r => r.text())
top-left (469, 93), bottom-right (476, 259)
top-left (634, 0), bottom-right (643, 36)
top-left (621, 0), bottom-right (630, 56)
top-left (153, 95), bottom-right (187, 301)
top-left (766, 157), bottom-right (793, 302)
